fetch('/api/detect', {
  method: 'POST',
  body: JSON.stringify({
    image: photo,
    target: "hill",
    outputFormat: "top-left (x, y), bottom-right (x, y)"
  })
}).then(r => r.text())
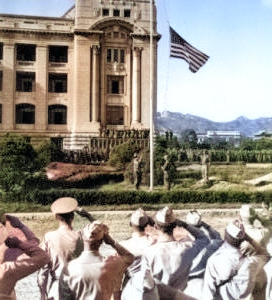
top-left (156, 111), bottom-right (272, 137)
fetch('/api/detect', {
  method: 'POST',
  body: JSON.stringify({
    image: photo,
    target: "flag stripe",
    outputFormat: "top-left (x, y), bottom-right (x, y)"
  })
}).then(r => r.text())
top-left (170, 27), bottom-right (209, 73)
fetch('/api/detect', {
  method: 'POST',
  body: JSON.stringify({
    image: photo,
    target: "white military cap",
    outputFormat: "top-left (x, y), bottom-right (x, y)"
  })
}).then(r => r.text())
top-left (154, 206), bottom-right (176, 225)
top-left (186, 211), bottom-right (201, 226)
top-left (130, 208), bottom-right (149, 227)
top-left (226, 220), bottom-right (245, 240)
top-left (51, 197), bottom-right (78, 214)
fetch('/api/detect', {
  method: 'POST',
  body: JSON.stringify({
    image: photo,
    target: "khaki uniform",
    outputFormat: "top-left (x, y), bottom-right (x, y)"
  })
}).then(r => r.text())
top-left (59, 250), bottom-right (129, 300)
top-left (120, 231), bottom-right (155, 256)
top-left (0, 241), bottom-right (49, 300)
top-left (201, 153), bottom-right (210, 182)
top-left (37, 224), bottom-right (83, 300)
top-left (144, 225), bottom-right (209, 291)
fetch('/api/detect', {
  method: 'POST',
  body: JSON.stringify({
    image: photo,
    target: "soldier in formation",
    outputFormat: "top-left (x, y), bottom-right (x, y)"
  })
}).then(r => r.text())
top-left (1, 203), bottom-right (271, 300)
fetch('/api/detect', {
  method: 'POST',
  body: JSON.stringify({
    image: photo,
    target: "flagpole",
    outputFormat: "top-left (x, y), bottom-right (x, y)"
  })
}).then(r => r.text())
top-left (149, 0), bottom-right (154, 191)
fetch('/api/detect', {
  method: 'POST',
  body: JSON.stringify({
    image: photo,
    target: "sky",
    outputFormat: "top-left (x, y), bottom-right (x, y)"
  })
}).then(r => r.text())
top-left (0, 0), bottom-right (271, 122)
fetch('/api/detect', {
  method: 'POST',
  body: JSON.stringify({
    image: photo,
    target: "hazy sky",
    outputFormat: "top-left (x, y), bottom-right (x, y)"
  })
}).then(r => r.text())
top-left (0, 0), bottom-right (271, 122)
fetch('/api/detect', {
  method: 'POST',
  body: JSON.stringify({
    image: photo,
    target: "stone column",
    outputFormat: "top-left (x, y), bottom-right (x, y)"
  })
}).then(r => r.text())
top-left (91, 45), bottom-right (100, 123)
top-left (35, 45), bottom-right (47, 130)
top-left (2, 43), bottom-right (15, 130)
top-left (132, 47), bottom-right (141, 125)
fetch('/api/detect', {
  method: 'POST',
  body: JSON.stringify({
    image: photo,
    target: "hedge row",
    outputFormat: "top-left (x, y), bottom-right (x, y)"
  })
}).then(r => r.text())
top-left (183, 149), bottom-right (272, 163)
top-left (26, 189), bottom-right (272, 207)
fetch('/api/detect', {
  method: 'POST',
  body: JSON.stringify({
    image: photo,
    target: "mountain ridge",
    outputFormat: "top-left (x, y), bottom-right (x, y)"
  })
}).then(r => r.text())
top-left (156, 111), bottom-right (272, 137)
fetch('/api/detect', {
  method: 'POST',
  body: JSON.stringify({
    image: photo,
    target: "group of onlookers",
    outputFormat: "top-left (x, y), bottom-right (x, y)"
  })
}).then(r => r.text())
top-left (0, 198), bottom-right (272, 300)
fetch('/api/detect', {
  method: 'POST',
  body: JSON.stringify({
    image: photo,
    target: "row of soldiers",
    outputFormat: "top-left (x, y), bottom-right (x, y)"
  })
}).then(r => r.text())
top-left (1, 199), bottom-right (272, 300)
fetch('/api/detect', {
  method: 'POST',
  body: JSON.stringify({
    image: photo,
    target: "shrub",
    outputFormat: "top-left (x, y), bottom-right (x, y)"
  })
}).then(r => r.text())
top-left (36, 140), bottom-right (65, 167)
top-left (0, 135), bottom-right (41, 201)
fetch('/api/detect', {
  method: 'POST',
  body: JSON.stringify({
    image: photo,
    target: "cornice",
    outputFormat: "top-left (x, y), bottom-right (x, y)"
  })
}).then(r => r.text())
top-left (0, 13), bottom-right (73, 22)
top-left (74, 29), bottom-right (103, 36)
top-left (131, 33), bottom-right (161, 41)
top-left (0, 28), bottom-right (74, 37)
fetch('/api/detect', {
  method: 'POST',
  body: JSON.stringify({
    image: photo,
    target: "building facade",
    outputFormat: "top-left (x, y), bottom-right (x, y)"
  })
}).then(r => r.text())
top-left (0, 0), bottom-right (159, 149)
top-left (197, 130), bottom-right (242, 146)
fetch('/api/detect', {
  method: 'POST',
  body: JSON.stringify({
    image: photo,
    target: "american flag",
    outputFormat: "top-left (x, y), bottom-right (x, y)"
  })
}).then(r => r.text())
top-left (170, 27), bottom-right (209, 73)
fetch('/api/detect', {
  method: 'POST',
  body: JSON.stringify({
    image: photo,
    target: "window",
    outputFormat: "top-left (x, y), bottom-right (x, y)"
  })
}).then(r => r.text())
top-left (16, 72), bottom-right (35, 92)
top-left (0, 71), bottom-right (2, 91)
top-left (0, 43), bottom-right (3, 60)
top-left (106, 105), bottom-right (124, 125)
top-left (120, 50), bottom-right (125, 63)
top-left (16, 103), bottom-right (35, 124)
top-left (0, 104), bottom-right (2, 124)
top-left (48, 105), bottom-right (67, 124)
top-left (124, 9), bottom-right (131, 17)
top-left (113, 9), bottom-right (120, 17)
top-left (102, 9), bottom-right (109, 16)
top-left (49, 46), bottom-right (68, 63)
top-left (113, 49), bottom-right (118, 62)
top-left (106, 49), bottom-right (125, 63)
top-left (16, 44), bottom-right (36, 61)
top-left (107, 76), bottom-right (124, 94)
top-left (48, 73), bottom-right (67, 93)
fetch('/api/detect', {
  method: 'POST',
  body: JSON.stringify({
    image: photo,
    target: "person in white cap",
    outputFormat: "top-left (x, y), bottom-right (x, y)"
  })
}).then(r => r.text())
top-left (0, 215), bottom-right (49, 300)
top-left (201, 219), bottom-right (269, 300)
top-left (59, 221), bottom-right (134, 300)
top-left (37, 197), bottom-right (93, 300)
top-left (119, 208), bottom-right (159, 300)
top-left (143, 206), bottom-right (209, 299)
top-left (184, 211), bottom-right (223, 299)
top-left (120, 208), bottom-right (156, 256)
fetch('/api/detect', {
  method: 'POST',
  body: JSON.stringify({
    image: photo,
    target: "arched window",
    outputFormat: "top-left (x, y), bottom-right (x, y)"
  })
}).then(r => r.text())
top-left (16, 103), bottom-right (35, 124)
top-left (48, 104), bottom-right (67, 124)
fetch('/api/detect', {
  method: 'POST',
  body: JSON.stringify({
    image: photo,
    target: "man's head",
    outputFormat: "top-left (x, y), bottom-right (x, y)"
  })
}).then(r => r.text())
top-left (130, 208), bottom-right (149, 232)
top-left (51, 197), bottom-right (78, 225)
top-left (81, 221), bottom-right (108, 250)
top-left (225, 220), bottom-right (245, 248)
top-left (154, 206), bottom-right (177, 235)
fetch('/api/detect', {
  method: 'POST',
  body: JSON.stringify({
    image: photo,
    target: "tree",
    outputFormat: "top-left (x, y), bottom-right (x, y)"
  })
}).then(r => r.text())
top-left (36, 140), bottom-right (65, 167)
top-left (0, 135), bottom-right (41, 199)
top-left (239, 138), bottom-right (255, 151)
top-left (180, 129), bottom-right (198, 149)
top-left (107, 140), bottom-right (138, 169)
top-left (255, 138), bottom-right (272, 150)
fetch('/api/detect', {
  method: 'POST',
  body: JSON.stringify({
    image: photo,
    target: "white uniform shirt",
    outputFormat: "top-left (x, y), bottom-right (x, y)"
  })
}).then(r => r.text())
top-left (120, 231), bottom-right (155, 256)
top-left (144, 226), bottom-right (209, 291)
top-left (202, 241), bottom-right (263, 300)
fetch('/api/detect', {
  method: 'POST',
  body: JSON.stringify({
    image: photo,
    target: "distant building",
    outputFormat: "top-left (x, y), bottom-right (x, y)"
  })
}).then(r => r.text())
top-left (253, 130), bottom-right (272, 140)
top-left (0, 0), bottom-right (160, 149)
top-left (197, 130), bottom-right (242, 146)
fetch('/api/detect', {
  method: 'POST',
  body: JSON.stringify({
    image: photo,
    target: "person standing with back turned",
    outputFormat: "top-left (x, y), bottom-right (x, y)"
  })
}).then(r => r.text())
top-left (37, 197), bottom-right (93, 300)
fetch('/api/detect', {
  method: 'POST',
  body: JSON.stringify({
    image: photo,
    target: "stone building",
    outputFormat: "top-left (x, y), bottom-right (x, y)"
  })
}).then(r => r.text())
top-left (0, 0), bottom-right (159, 150)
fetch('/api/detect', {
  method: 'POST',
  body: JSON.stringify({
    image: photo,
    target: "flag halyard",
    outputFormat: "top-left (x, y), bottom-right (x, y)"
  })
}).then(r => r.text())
top-left (170, 27), bottom-right (209, 73)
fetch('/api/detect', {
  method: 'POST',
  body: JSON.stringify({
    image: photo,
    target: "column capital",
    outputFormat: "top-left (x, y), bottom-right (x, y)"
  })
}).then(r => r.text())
top-left (92, 45), bottom-right (100, 55)
top-left (133, 46), bottom-right (143, 54)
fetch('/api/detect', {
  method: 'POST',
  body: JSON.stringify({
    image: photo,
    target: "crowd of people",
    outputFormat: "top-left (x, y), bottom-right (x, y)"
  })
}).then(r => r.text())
top-left (1, 198), bottom-right (272, 300)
